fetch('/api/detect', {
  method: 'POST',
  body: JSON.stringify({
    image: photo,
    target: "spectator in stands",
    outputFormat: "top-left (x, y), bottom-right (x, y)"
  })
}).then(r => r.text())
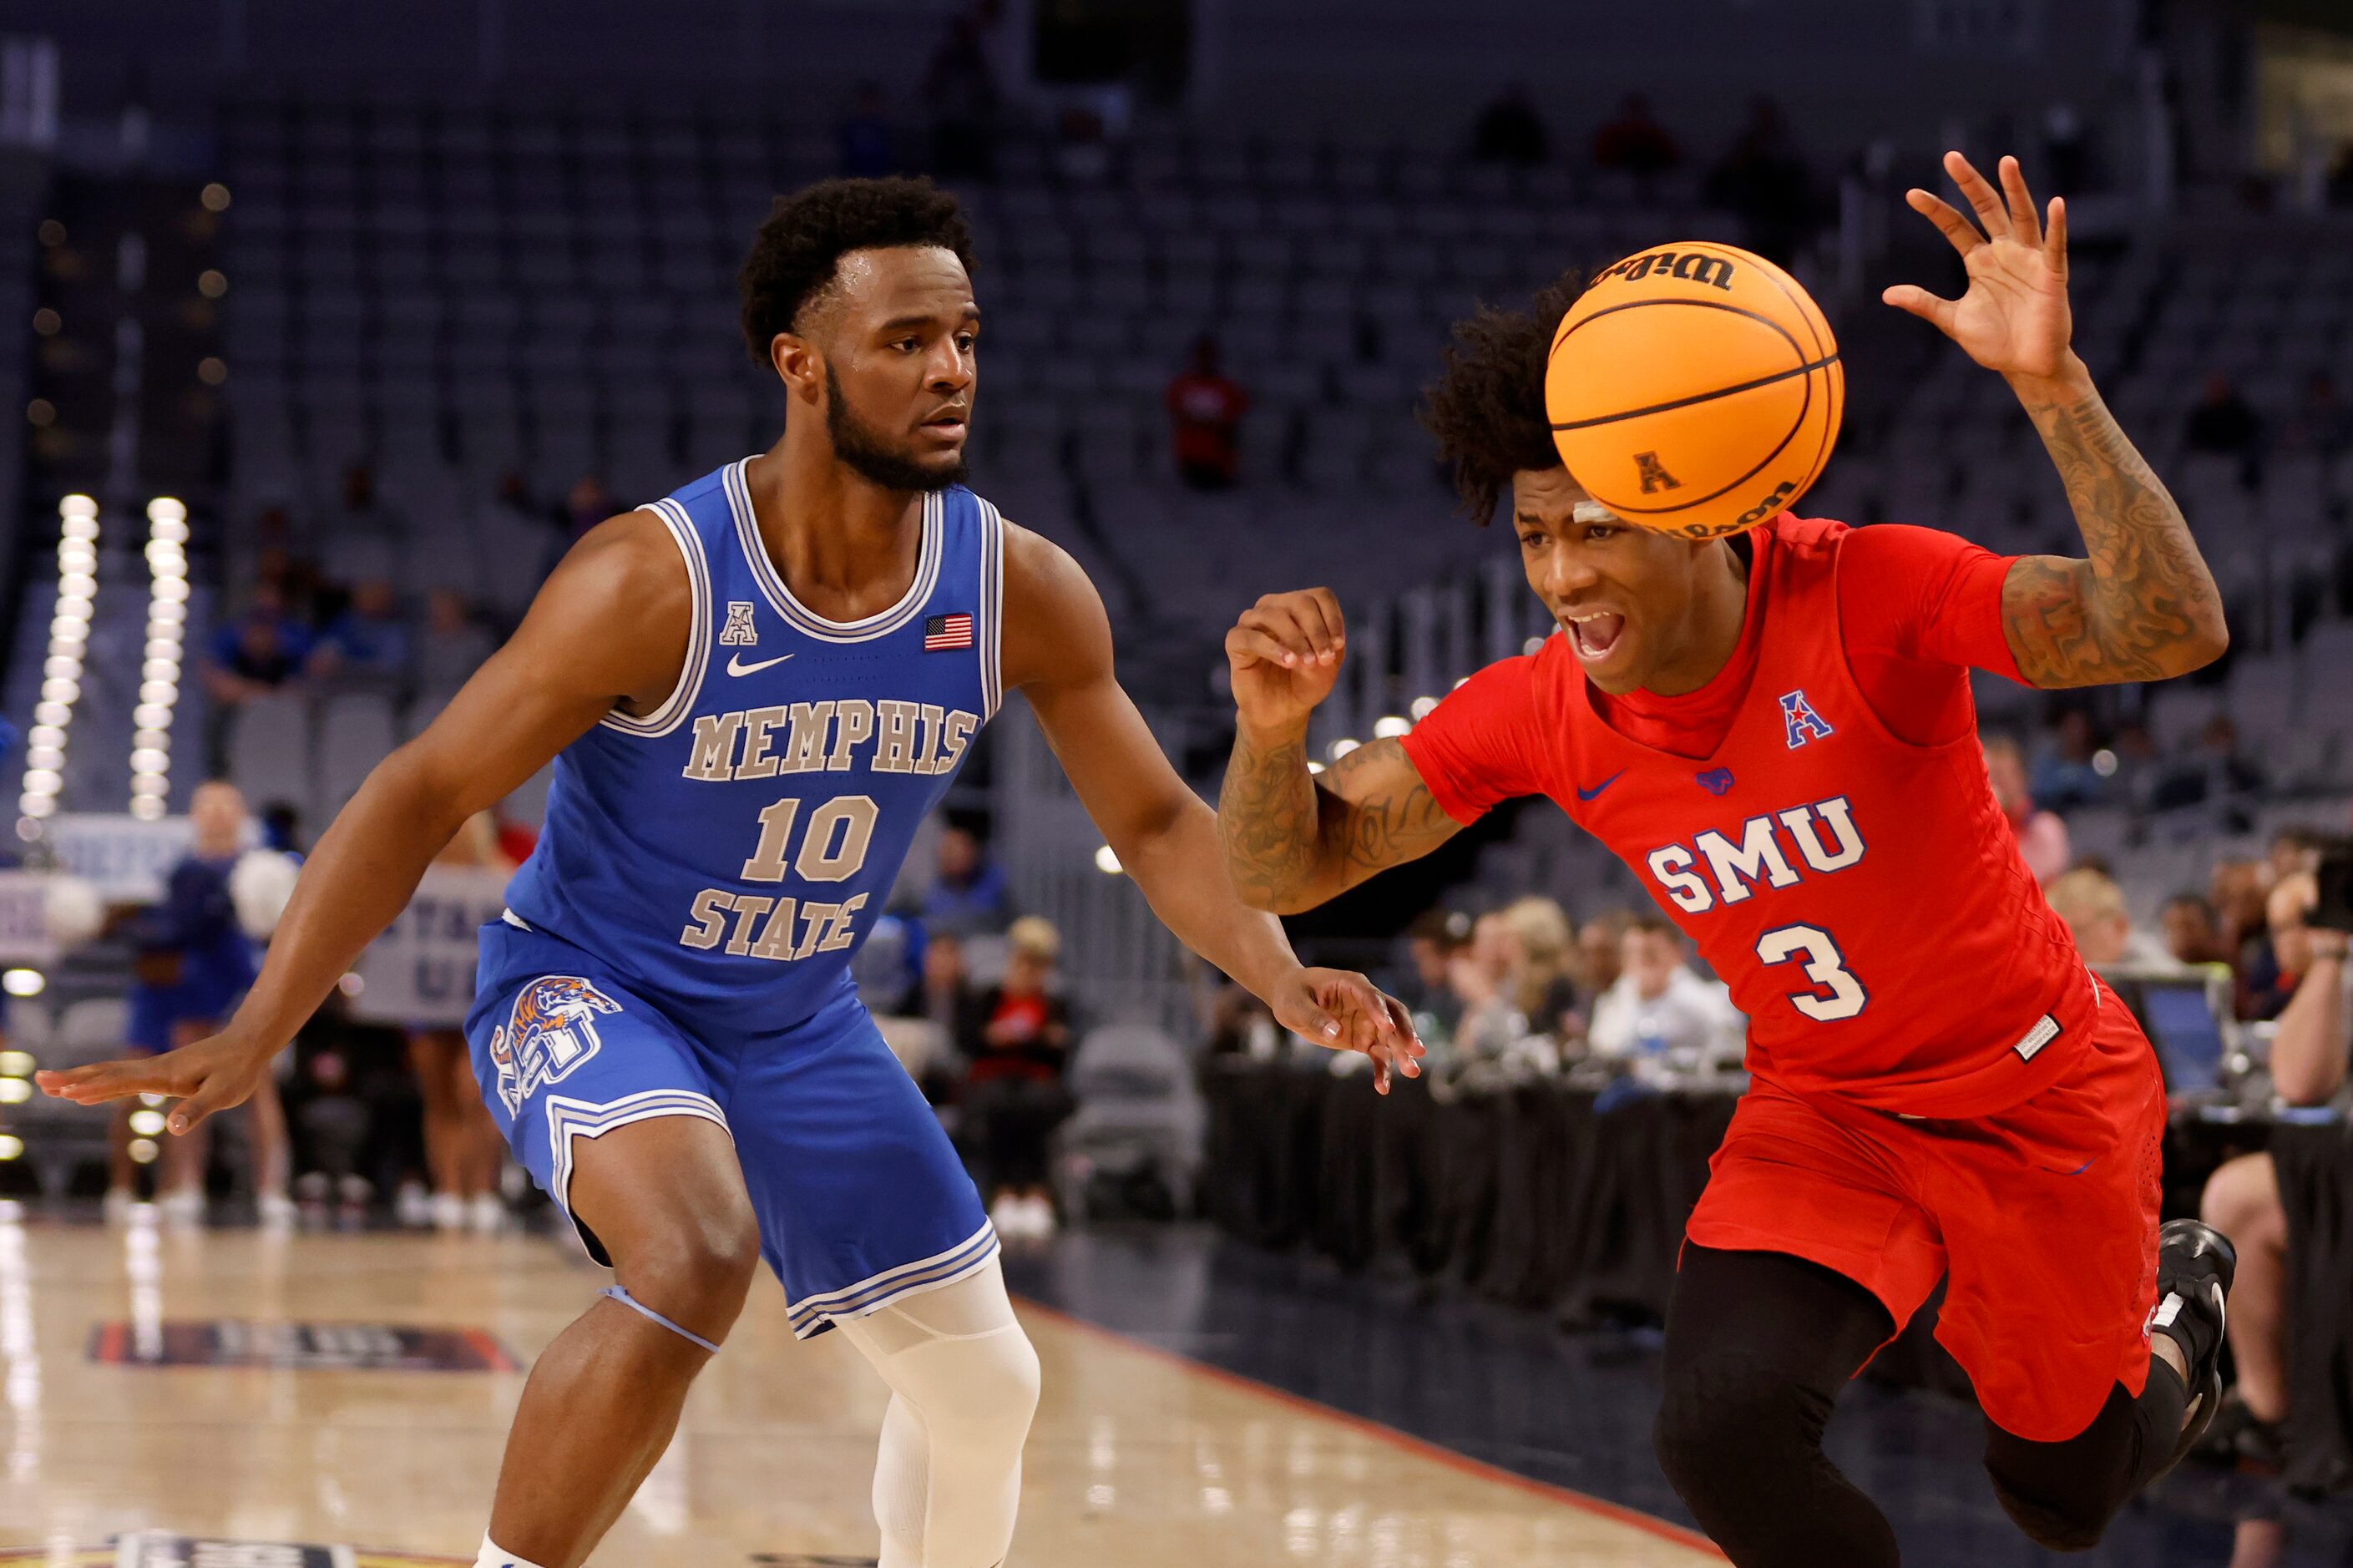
top-left (1445, 910), bottom-right (1520, 1065)
top-left (1703, 96), bottom-right (1819, 265)
top-left (259, 802), bottom-right (305, 856)
top-left (2153, 714), bottom-right (2266, 820)
top-left (1500, 895), bottom-right (1585, 1044)
top-left (1984, 735), bottom-right (2068, 885)
top-left (962, 916), bottom-right (1074, 1239)
top-left (2199, 869), bottom-right (2350, 1469)
top-left (2183, 372), bottom-right (2261, 463)
top-left (2211, 857), bottom-right (2272, 973)
top-left (2047, 867), bottom-right (2182, 973)
top-left (1576, 909), bottom-right (1632, 997)
top-left (1470, 83), bottom-right (1548, 168)
top-left (1400, 907), bottom-right (1475, 1041)
top-left (407, 811), bottom-right (513, 1232)
top-left (2161, 891), bottom-right (2227, 968)
top-left (2029, 709), bottom-right (2106, 811)
top-left (1202, 979), bottom-right (1278, 1063)
top-left (2276, 372), bottom-right (2353, 457)
top-left (2240, 864), bottom-right (2325, 1022)
top-left (307, 576), bottom-right (412, 692)
top-left (202, 582), bottom-right (314, 771)
top-left (2268, 825), bottom-right (2326, 885)
top-left (113, 781), bottom-right (292, 1226)
top-left (564, 473), bottom-right (614, 542)
top-left (837, 81), bottom-right (896, 178)
top-left (923, 11), bottom-right (1001, 180)
top-left (2105, 717), bottom-right (2163, 811)
top-left (412, 589), bottom-right (495, 700)
top-left (1588, 917), bottom-right (1741, 1074)
top-left (1591, 93), bottom-right (1683, 183)
top-left (332, 461), bottom-right (404, 548)
top-left (918, 931), bottom-right (985, 1046)
top-left (1166, 336), bottom-right (1250, 491)
top-left (922, 822), bottom-right (1012, 936)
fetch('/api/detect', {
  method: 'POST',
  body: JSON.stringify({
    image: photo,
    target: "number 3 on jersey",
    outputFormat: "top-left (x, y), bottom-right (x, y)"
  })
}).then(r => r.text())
top-left (1756, 923), bottom-right (1868, 1021)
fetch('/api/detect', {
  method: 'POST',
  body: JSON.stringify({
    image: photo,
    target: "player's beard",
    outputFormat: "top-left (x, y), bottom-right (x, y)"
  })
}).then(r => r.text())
top-left (825, 363), bottom-right (968, 493)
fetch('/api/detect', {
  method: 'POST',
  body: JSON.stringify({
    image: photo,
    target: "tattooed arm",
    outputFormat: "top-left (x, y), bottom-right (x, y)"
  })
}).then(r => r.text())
top-left (1999, 367), bottom-right (2226, 685)
top-left (1218, 589), bottom-right (1463, 913)
top-left (1885, 150), bottom-right (2227, 689)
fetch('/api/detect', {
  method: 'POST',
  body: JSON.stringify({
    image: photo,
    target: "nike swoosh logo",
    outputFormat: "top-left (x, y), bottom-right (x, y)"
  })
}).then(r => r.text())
top-left (1575, 771), bottom-right (1625, 802)
top-left (726, 652), bottom-right (794, 677)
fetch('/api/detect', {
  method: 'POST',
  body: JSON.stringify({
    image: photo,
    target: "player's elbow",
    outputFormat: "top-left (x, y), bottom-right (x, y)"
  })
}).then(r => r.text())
top-left (2164, 604), bottom-right (2229, 678)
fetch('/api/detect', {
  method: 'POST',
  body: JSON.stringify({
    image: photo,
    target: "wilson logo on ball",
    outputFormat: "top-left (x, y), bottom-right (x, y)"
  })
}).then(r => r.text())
top-left (1635, 453), bottom-right (1683, 493)
top-left (1598, 249), bottom-right (1738, 291)
top-left (1546, 240), bottom-right (1843, 537)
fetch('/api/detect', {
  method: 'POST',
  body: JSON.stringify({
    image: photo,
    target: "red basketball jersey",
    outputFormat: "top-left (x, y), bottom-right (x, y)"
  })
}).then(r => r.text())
top-left (1407, 516), bottom-right (2096, 1118)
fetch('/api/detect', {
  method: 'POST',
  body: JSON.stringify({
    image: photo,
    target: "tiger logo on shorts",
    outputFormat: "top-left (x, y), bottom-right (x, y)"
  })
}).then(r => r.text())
top-left (489, 975), bottom-right (623, 1115)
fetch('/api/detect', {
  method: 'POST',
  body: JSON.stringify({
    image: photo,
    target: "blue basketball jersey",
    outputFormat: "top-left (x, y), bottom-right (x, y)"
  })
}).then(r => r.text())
top-left (503, 457), bottom-right (1004, 1036)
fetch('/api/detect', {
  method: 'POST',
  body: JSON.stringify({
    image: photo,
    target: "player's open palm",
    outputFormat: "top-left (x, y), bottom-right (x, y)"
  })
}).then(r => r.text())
top-left (1227, 588), bottom-right (1347, 731)
top-left (1884, 151), bottom-right (2072, 382)
top-left (37, 1031), bottom-right (269, 1136)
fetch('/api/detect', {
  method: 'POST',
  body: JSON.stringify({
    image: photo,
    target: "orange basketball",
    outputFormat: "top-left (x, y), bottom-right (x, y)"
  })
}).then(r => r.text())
top-left (1545, 240), bottom-right (1843, 539)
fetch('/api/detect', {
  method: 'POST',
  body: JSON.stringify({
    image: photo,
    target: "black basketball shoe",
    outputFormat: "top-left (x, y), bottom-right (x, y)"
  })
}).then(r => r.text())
top-left (2153, 1217), bottom-right (2238, 1474)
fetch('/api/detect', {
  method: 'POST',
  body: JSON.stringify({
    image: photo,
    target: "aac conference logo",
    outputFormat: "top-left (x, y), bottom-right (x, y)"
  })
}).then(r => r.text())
top-left (0, 1541), bottom-right (468, 1566)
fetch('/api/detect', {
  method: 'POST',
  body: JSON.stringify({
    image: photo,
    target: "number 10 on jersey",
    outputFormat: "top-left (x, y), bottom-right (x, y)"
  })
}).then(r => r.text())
top-left (676, 793), bottom-right (880, 962)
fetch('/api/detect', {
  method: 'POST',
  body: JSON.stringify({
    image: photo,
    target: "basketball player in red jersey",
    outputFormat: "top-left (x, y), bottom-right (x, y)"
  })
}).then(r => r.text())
top-left (1217, 153), bottom-right (2236, 1564)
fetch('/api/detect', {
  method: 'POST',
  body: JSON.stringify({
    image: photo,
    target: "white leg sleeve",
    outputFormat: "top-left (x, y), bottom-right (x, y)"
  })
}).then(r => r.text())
top-left (832, 1255), bottom-right (1041, 1568)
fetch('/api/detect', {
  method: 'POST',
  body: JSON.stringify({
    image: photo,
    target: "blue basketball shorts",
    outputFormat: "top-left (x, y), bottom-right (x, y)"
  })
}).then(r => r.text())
top-left (466, 918), bottom-right (994, 1338)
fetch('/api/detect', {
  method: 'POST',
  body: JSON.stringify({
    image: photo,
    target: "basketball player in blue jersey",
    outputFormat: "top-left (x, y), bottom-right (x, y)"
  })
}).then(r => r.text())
top-left (42, 177), bottom-right (1422, 1568)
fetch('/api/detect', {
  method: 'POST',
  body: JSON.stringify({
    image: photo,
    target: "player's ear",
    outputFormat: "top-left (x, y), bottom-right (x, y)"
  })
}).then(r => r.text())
top-left (771, 332), bottom-right (822, 404)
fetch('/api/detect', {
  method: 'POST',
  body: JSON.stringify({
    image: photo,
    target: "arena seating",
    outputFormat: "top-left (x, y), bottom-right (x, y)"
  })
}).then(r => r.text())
top-left (24, 101), bottom-right (2345, 914)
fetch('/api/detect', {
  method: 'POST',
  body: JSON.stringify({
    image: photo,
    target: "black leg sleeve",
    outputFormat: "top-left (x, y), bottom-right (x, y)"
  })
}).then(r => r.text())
top-left (1981, 1363), bottom-right (2189, 1553)
top-left (1655, 1244), bottom-right (1902, 1568)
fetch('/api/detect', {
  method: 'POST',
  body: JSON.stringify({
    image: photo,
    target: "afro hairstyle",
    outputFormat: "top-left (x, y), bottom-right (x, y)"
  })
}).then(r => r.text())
top-left (738, 176), bottom-right (974, 366)
top-left (1419, 271), bottom-right (1587, 523)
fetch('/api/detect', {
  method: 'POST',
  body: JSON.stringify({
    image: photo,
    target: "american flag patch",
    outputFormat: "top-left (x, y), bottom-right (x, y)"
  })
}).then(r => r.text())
top-left (923, 613), bottom-right (974, 651)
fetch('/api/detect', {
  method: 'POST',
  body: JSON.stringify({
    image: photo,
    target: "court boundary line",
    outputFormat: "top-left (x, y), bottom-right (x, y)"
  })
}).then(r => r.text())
top-left (1013, 1294), bottom-right (1727, 1561)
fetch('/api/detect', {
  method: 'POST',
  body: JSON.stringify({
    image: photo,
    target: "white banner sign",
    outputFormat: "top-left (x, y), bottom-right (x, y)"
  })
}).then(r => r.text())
top-left (347, 868), bottom-right (512, 1029)
top-left (48, 813), bottom-right (197, 901)
top-left (0, 871), bottom-right (54, 964)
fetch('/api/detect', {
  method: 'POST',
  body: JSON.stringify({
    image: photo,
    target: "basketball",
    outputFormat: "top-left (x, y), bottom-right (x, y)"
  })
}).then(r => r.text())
top-left (1545, 241), bottom-right (1844, 539)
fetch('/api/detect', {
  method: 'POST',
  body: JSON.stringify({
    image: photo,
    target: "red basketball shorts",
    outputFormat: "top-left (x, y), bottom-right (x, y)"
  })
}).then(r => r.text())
top-left (1684, 985), bottom-right (2166, 1443)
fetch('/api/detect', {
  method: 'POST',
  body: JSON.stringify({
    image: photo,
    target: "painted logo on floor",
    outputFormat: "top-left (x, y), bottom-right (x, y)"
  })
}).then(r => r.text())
top-left (0, 1537), bottom-right (468, 1566)
top-left (87, 1320), bottom-right (520, 1371)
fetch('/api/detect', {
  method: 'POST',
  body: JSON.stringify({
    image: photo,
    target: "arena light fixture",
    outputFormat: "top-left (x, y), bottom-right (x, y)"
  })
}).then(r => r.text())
top-left (0, 1048), bottom-right (31, 1072)
top-left (1093, 844), bottom-right (1122, 876)
top-left (0, 972), bottom-right (39, 1000)
top-left (128, 1110), bottom-right (166, 1137)
top-left (0, 1136), bottom-right (21, 1162)
top-left (126, 1138), bottom-right (156, 1165)
top-left (126, 498), bottom-right (189, 821)
top-left (23, 498), bottom-right (99, 819)
top-left (0, 1080), bottom-right (26, 1106)
top-left (1372, 715), bottom-right (1411, 739)
top-left (1329, 738), bottom-right (1361, 761)
top-left (1409, 695), bottom-right (1440, 721)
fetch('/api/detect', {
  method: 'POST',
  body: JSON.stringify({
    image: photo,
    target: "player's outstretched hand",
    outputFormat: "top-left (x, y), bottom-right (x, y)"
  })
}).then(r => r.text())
top-left (1270, 965), bottom-right (1425, 1095)
top-left (1883, 151), bottom-right (2073, 383)
top-left (36, 1032), bottom-right (272, 1135)
top-left (1227, 588), bottom-right (1347, 733)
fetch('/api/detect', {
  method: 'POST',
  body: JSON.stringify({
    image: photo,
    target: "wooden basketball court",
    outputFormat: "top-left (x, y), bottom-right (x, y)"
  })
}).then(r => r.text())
top-left (0, 1211), bottom-right (1716, 1565)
